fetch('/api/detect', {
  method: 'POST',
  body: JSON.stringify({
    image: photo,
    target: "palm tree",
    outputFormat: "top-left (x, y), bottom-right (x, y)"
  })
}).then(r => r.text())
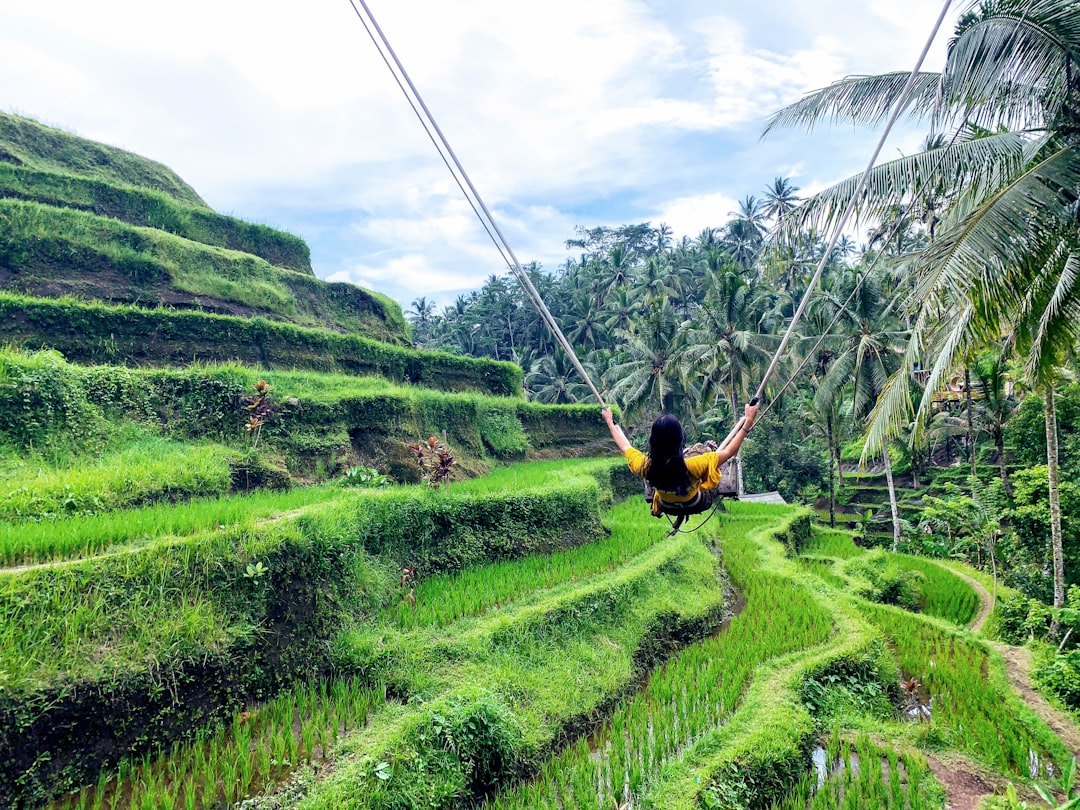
top-left (675, 265), bottom-right (771, 422)
top-left (604, 299), bottom-right (683, 422)
top-left (969, 346), bottom-right (1019, 497)
top-left (525, 353), bottom-right (594, 404)
top-left (765, 0), bottom-right (1080, 600)
top-left (762, 176), bottom-right (802, 224)
top-left (724, 196), bottom-right (767, 270)
top-left (812, 267), bottom-right (909, 547)
top-left (408, 296), bottom-right (437, 344)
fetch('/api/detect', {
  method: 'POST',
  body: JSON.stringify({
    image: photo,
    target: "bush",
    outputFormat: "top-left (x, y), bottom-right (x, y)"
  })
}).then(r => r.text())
top-left (843, 550), bottom-right (925, 612)
top-left (1033, 648), bottom-right (1080, 712)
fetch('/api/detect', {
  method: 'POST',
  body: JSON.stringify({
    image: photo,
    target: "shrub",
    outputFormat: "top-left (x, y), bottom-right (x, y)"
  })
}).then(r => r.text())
top-left (842, 550), bottom-right (925, 612)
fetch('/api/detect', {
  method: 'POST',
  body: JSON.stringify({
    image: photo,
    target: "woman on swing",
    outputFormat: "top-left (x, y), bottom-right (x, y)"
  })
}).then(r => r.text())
top-left (601, 401), bottom-right (759, 518)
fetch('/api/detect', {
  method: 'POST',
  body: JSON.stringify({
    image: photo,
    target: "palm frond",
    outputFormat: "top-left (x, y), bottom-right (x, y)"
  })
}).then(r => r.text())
top-left (761, 72), bottom-right (943, 137)
top-left (776, 132), bottom-right (1029, 239)
top-left (910, 143), bottom-right (1080, 317)
top-left (944, 1), bottom-right (1080, 131)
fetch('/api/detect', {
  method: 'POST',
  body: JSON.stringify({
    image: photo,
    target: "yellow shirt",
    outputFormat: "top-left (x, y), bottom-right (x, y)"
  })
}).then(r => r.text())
top-left (623, 447), bottom-right (723, 515)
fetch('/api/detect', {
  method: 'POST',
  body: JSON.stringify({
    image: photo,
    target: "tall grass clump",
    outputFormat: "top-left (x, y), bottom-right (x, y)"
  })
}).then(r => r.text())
top-left (0, 438), bottom-right (235, 523)
top-left (890, 554), bottom-right (980, 627)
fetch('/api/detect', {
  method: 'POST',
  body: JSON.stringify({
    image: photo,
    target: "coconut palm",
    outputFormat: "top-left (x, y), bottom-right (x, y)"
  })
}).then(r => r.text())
top-left (766, 0), bottom-right (1080, 601)
top-left (525, 352), bottom-right (595, 404)
top-left (407, 296), bottom-right (437, 344)
top-left (812, 266), bottom-right (909, 547)
top-left (675, 265), bottom-right (772, 422)
top-left (604, 299), bottom-right (683, 422)
top-left (762, 176), bottom-right (802, 224)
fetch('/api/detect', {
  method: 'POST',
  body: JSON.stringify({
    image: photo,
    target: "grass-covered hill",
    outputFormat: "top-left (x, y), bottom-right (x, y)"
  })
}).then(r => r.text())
top-left (2, 110), bottom-right (1078, 810)
top-left (0, 112), bottom-right (408, 346)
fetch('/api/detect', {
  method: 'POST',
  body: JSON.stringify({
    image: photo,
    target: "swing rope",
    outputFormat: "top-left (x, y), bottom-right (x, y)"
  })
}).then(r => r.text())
top-left (745, 0), bottom-right (954, 435)
top-left (346, 0), bottom-right (605, 406)
top-left (751, 114), bottom-right (969, 431)
top-left (348, 0), bottom-right (953, 527)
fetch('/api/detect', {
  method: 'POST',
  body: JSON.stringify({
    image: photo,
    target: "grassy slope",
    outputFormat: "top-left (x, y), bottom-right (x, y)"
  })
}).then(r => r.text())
top-left (0, 199), bottom-right (402, 338)
top-left (0, 162), bottom-right (312, 272)
top-left (0, 112), bottom-right (207, 207)
top-left (0, 112), bottom-right (411, 345)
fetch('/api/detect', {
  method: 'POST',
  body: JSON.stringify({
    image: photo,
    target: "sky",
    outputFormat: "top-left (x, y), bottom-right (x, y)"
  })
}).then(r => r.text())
top-left (0, 0), bottom-right (956, 312)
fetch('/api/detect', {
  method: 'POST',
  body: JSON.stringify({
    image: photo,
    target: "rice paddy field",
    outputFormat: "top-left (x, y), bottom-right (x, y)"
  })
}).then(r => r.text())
top-left (3, 458), bottom-right (1075, 810)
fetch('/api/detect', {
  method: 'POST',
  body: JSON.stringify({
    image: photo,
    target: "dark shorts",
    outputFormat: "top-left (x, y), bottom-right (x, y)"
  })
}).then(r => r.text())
top-left (644, 484), bottom-right (718, 516)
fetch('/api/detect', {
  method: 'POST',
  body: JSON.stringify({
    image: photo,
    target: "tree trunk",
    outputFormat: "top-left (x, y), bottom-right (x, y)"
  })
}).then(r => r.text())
top-left (827, 411), bottom-right (836, 528)
top-left (883, 447), bottom-right (902, 552)
top-left (833, 421), bottom-right (844, 493)
top-left (966, 366), bottom-right (976, 494)
top-left (1045, 385), bottom-right (1066, 618)
top-left (995, 428), bottom-right (1012, 499)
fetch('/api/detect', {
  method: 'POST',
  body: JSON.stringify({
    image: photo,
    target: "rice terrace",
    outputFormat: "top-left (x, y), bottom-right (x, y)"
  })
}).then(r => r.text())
top-left (3, 0), bottom-right (1080, 808)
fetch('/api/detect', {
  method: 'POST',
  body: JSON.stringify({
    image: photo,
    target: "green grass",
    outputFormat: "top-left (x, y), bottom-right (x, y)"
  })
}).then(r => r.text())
top-left (383, 497), bottom-right (665, 628)
top-left (0, 464), bottom-right (611, 693)
top-left (892, 554), bottom-right (980, 627)
top-left (765, 734), bottom-right (944, 810)
top-left (51, 678), bottom-right (385, 810)
top-left (482, 506), bottom-right (833, 810)
top-left (0, 437), bottom-right (236, 523)
top-left (296, 520), bottom-right (729, 810)
top-left (0, 484), bottom-right (344, 567)
top-left (0, 199), bottom-right (397, 337)
top-left (802, 528), bottom-right (867, 559)
top-left (0, 111), bottom-right (207, 207)
top-left (799, 528), bottom-right (980, 628)
top-left (860, 601), bottom-right (1072, 779)
top-left (0, 162), bottom-right (312, 272)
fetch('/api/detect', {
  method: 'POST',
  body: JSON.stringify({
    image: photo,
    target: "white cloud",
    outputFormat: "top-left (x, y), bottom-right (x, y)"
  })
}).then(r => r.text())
top-left (0, 0), bottom-right (957, 307)
top-left (652, 192), bottom-right (741, 239)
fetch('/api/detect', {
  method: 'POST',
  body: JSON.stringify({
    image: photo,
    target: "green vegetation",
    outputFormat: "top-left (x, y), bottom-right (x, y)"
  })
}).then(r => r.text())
top-left (0, 199), bottom-right (402, 338)
top-left (766, 734), bottom-right (944, 810)
top-left (51, 678), bottom-right (385, 810)
top-left (860, 601), bottom-right (1071, 779)
top-left (6, 21), bottom-right (1080, 807)
top-left (297, 512), bottom-right (730, 810)
top-left (0, 294), bottom-right (516, 393)
top-left (0, 350), bottom-right (577, 514)
top-left (0, 112), bottom-right (207, 207)
top-left (0, 484), bottom-right (342, 567)
top-left (483, 505), bottom-right (833, 809)
top-left (383, 499), bottom-right (664, 628)
top-left (0, 162), bottom-right (312, 271)
top-left (0, 437), bottom-right (235, 523)
top-left (1, 460), bottom-right (623, 806)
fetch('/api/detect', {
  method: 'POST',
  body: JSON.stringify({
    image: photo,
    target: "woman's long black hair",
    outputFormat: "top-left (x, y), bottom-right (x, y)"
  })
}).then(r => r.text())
top-left (645, 414), bottom-right (691, 495)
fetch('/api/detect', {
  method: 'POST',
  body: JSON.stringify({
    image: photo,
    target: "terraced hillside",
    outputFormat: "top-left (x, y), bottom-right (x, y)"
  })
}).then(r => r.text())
top-left (0, 112), bottom-right (408, 348)
top-left (3, 113), bottom-right (1078, 810)
top-left (8, 469), bottom-right (1075, 810)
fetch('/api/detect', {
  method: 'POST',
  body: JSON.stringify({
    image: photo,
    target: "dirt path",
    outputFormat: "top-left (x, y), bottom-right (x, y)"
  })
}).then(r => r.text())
top-left (939, 564), bottom-right (1080, 761)
top-left (925, 754), bottom-right (997, 810)
top-left (993, 643), bottom-right (1080, 762)
top-left (948, 567), bottom-right (995, 635)
top-left (925, 563), bottom-right (1080, 808)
